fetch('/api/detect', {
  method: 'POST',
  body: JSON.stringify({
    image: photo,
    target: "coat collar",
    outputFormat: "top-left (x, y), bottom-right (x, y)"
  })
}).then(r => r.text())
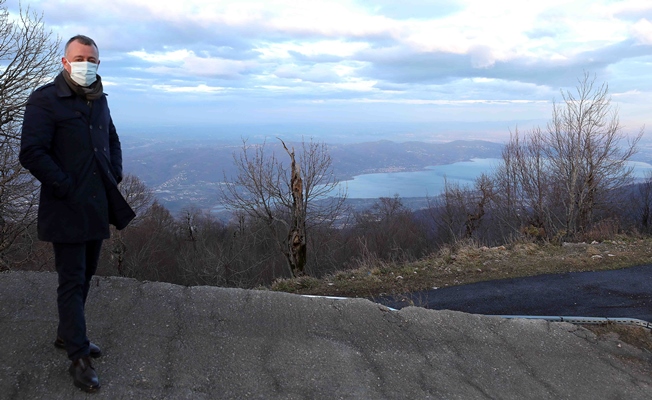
top-left (53, 71), bottom-right (108, 99)
top-left (54, 71), bottom-right (74, 98)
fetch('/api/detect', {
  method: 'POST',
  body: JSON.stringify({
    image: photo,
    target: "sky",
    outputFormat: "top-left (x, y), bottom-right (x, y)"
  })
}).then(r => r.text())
top-left (6, 0), bottom-right (652, 143)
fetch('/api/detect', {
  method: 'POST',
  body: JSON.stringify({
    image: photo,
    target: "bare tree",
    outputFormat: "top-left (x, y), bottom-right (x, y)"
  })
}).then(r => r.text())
top-left (636, 171), bottom-right (652, 233)
top-left (491, 73), bottom-right (643, 241)
top-left (0, 1), bottom-right (60, 268)
top-left (174, 207), bottom-right (225, 285)
top-left (545, 72), bottom-right (642, 237)
top-left (104, 174), bottom-right (155, 274)
top-left (429, 178), bottom-right (473, 244)
top-left (427, 172), bottom-right (497, 247)
top-left (464, 174), bottom-right (494, 239)
top-left (221, 137), bottom-right (346, 277)
top-left (493, 127), bottom-right (555, 240)
top-left (118, 174), bottom-right (155, 224)
top-left (350, 195), bottom-right (431, 262)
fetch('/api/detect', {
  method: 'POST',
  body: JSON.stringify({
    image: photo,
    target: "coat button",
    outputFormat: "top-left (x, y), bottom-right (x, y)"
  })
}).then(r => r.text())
top-left (89, 125), bottom-right (93, 129)
top-left (94, 147), bottom-right (98, 152)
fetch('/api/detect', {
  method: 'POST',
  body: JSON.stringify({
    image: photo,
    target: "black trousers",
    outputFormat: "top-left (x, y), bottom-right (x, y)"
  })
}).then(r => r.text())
top-left (53, 240), bottom-right (103, 361)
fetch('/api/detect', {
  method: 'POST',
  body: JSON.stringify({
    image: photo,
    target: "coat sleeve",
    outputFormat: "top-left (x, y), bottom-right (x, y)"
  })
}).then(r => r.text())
top-left (19, 91), bottom-right (72, 198)
top-left (108, 117), bottom-right (123, 184)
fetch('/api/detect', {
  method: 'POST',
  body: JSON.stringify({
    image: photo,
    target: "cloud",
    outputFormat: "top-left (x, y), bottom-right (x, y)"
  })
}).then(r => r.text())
top-left (468, 45), bottom-right (497, 69)
top-left (151, 84), bottom-right (225, 93)
top-left (358, 0), bottom-right (464, 20)
top-left (272, 64), bottom-right (344, 84)
top-left (3, 0), bottom-right (649, 133)
top-left (610, 0), bottom-right (652, 20)
top-left (343, 98), bottom-right (549, 105)
top-left (631, 18), bottom-right (652, 44)
top-left (259, 40), bottom-right (370, 60)
top-left (128, 49), bottom-right (257, 78)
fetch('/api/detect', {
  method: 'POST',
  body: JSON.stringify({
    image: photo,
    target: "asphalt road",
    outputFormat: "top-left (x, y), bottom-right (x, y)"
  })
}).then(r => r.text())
top-left (374, 265), bottom-right (652, 322)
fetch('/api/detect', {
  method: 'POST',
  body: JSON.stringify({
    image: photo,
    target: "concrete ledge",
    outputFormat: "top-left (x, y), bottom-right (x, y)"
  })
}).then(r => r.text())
top-left (1, 271), bottom-right (651, 399)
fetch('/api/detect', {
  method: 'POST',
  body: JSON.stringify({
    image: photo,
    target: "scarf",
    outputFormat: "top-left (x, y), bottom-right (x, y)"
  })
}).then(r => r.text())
top-left (62, 69), bottom-right (105, 101)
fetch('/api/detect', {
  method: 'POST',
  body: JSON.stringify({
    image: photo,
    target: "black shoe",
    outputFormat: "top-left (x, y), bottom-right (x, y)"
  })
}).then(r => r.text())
top-left (54, 337), bottom-right (102, 358)
top-left (69, 356), bottom-right (100, 393)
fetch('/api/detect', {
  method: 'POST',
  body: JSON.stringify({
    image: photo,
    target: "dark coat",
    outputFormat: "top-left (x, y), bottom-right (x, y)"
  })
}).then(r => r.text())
top-left (19, 72), bottom-right (135, 243)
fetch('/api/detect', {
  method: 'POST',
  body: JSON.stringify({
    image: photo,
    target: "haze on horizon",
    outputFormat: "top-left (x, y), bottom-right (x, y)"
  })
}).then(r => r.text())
top-left (8, 0), bottom-right (651, 143)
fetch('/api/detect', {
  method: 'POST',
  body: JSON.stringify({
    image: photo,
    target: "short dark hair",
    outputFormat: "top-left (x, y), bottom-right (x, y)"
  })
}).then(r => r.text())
top-left (65, 35), bottom-right (98, 55)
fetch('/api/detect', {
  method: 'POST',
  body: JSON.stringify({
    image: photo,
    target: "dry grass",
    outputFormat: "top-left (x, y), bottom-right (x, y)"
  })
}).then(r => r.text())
top-left (272, 236), bottom-right (652, 298)
top-left (583, 324), bottom-right (652, 353)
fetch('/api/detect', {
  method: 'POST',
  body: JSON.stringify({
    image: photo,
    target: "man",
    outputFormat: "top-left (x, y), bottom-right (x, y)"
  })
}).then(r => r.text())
top-left (20, 35), bottom-right (135, 393)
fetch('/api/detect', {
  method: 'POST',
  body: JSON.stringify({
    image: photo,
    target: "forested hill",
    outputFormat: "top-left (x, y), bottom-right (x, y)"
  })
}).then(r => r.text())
top-left (328, 139), bottom-right (503, 179)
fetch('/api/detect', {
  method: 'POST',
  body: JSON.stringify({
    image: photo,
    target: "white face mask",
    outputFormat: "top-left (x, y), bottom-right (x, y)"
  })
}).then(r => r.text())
top-left (66, 59), bottom-right (98, 87)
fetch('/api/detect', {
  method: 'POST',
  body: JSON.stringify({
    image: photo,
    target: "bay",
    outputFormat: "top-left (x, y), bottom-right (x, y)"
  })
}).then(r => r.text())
top-left (338, 158), bottom-right (652, 199)
top-left (338, 158), bottom-right (500, 199)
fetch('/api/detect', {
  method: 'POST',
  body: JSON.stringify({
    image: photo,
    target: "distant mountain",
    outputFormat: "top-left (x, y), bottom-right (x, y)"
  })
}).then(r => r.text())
top-left (329, 140), bottom-right (503, 179)
top-left (121, 138), bottom-right (504, 213)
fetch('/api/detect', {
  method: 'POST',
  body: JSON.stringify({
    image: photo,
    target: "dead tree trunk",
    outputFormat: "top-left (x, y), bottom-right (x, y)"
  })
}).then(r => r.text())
top-left (281, 141), bottom-right (307, 276)
top-left (110, 229), bottom-right (127, 276)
